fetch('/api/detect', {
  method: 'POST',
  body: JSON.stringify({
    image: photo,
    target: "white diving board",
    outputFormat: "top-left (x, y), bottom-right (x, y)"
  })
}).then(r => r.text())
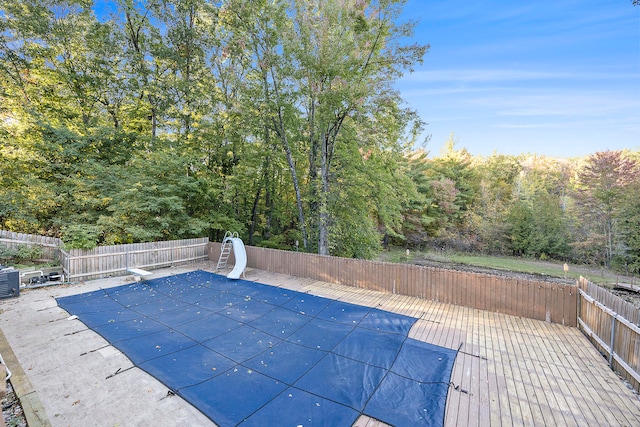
top-left (127, 268), bottom-right (152, 276)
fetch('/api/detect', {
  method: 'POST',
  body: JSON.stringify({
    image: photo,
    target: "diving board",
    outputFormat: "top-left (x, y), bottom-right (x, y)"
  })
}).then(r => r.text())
top-left (127, 268), bottom-right (152, 276)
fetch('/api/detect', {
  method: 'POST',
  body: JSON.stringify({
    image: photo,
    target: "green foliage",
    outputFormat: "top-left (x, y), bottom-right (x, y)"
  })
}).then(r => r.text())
top-left (573, 151), bottom-right (639, 266)
top-left (506, 201), bottom-right (534, 256)
top-left (329, 214), bottom-right (382, 259)
top-left (16, 244), bottom-right (43, 262)
top-left (400, 151), bottom-right (433, 246)
top-left (401, 138), bottom-right (479, 247)
top-left (506, 193), bottom-right (571, 260)
top-left (467, 154), bottom-right (522, 254)
top-left (432, 135), bottom-right (479, 220)
top-left (95, 151), bottom-right (212, 244)
top-left (61, 224), bottom-right (101, 250)
top-left (0, 244), bottom-right (18, 262)
top-left (618, 179), bottom-right (640, 274)
top-left (0, 244), bottom-right (43, 263)
top-left (1, 0), bottom-right (427, 259)
top-left (258, 234), bottom-right (290, 250)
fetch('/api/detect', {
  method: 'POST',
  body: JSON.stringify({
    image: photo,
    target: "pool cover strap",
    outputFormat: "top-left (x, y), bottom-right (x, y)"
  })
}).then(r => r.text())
top-left (56, 270), bottom-right (457, 426)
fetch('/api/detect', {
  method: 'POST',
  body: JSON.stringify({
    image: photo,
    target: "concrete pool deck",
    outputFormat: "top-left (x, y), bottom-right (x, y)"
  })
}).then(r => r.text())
top-left (1, 263), bottom-right (640, 426)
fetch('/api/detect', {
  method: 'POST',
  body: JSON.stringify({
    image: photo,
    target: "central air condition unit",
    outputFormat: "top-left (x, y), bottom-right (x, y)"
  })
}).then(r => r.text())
top-left (0, 270), bottom-right (20, 298)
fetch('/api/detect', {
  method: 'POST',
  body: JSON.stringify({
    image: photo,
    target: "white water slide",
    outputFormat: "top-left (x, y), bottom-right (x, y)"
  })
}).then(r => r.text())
top-left (226, 237), bottom-right (247, 279)
top-left (216, 232), bottom-right (247, 279)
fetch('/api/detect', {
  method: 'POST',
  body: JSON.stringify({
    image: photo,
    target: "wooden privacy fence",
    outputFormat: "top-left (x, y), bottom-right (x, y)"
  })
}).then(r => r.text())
top-left (578, 277), bottom-right (640, 392)
top-left (209, 243), bottom-right (578, 327)
top-left (0, 230), bottom-right (62, 261)
top-left (60, 238), bottom-right (209, 281)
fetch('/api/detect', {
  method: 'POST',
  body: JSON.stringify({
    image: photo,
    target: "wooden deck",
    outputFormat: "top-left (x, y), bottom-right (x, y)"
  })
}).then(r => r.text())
top-left (245, 269), bottom-right (640, 427)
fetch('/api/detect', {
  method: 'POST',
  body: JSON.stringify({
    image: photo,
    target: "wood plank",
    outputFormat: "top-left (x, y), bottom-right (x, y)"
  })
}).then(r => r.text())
top-left (0, 327), bottom-right (52, 427)
top-left (474, 313), bottom-right (501, 425)
top-left (467, 344), bottom-right (482, 426)
top-left (497, 314), bottom-right (529, 425)
top-left (471, 310), bottom-right (491, 426)
top-left (485, 311), bottom-right (512, 427)
top-left (510, 317), bottom-right (575, 425)
top-left (534, 319), bottom-right (602, 424)
top-left (479, 310), bottom-right (502, 427)
top-left (351, 415), bottom-right (390, 427)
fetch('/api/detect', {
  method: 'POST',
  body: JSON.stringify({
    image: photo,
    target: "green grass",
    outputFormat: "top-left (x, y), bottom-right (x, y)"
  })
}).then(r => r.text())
top-left (380, 248), bottom-right (625, 286)
top-left (442, 252), bottom-right (582, 278)
top-left (11, 261), bottom-right (61, 269)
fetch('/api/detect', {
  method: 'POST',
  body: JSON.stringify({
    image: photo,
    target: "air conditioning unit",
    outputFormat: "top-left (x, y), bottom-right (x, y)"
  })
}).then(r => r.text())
top-left (0, 270), bottom-right (20, 298)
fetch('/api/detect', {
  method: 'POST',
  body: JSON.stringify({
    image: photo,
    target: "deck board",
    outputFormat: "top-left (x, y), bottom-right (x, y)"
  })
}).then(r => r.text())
top-left (243, 269), bottom-right (640, 426)
top-left (523, 318), bottom-right (580, 426)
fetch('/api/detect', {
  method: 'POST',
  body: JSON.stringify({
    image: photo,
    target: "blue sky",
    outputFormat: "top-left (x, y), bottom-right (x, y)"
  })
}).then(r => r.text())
top-left (397, 0), bottom-right (640, 158)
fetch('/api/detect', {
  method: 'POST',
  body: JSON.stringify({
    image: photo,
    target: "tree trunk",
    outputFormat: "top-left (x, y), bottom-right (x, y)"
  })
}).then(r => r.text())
top-left (281, 128), bottom-right (308, 250)
top-left (308, 101), bottom-right (320, 252)
top-left (315, 116), bottom-right (346, 256)
top-left (249, 184), bottom-right (262, 246)
top-left (262, 61), bottom-right (308, 250)
top-left (317, 134), bottom-right (330, 255)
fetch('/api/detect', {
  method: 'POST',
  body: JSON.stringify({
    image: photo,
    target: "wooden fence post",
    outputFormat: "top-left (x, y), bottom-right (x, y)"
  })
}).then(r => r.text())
top-left (609, 314), bottom-right (617, 368)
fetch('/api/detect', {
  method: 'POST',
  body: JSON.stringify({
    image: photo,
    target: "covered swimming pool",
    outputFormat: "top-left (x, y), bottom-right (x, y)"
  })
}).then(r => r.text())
top-left (57, 270), bottom-right (457, 426)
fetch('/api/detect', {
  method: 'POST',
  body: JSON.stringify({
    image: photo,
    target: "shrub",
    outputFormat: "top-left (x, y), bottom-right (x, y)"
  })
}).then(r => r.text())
top-left (0, 244), bottom-right (44, 264)
top-left (0, 244), bottom-right (18, 263)
top-left (15, 245), bottom-right (44, 263)
top-left (61, 224), bottom-right (101, 250)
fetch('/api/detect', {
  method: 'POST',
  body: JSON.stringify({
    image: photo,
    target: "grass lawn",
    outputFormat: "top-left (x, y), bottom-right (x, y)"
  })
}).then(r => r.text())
top-left (378, 248), bottom-right (632, 287)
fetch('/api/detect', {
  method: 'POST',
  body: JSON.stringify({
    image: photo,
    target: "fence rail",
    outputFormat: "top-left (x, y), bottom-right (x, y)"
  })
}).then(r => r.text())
top-left (60, 238), bottom-right (210, 280)
top-left (209, 243), bottom-right (578, 327)
top-left (578, 277), bottom-right (640, 392)
top-left (0, 230), bottom-right (62, 261)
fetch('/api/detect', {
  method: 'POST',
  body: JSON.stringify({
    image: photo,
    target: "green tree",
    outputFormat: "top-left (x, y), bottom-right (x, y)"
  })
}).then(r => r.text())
top-left (292, 0), bottom-right (426, 255)
top-left (419, 135), bottom-right (478, 245)
top-left (574, 151), bottom-right (639, 267)
top-left (219, 0), bottom-right (310, 249)
top-left (506, 200), bottom-right (534, 256)
top-left (617, 178), bottom-right (640, 273)
top-left (224, 0), bottom-right (425, 256)
top-left (402, 143), bottom-right (482, 249)
top-left (95, 151), bottom-right (210, 244)
top-left (468, 153), bottom-right (522, 254)
top-left (401, 150), bottom-right (435, 247)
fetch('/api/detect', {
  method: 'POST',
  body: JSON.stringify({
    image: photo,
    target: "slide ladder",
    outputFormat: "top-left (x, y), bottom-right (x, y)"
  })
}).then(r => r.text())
top-left (216, 231), bottom-right (237, 271)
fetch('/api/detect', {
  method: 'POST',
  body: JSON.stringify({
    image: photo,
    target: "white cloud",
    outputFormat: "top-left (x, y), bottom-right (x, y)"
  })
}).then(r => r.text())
top-left (402, 68), bottom-right (638, 84)
top-left (486, 91), bottom-right (639, 118)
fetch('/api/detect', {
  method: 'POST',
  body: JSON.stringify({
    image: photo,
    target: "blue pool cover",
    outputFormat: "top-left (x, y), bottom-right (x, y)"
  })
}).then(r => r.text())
top-left (57, 271), bottom-right (457, 426)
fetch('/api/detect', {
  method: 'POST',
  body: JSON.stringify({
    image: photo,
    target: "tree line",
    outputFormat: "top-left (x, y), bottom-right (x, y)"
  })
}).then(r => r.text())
top-left (402, 143), bottom-right (639, 274)
top-left (1, 0), bottom-right (639, 274)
